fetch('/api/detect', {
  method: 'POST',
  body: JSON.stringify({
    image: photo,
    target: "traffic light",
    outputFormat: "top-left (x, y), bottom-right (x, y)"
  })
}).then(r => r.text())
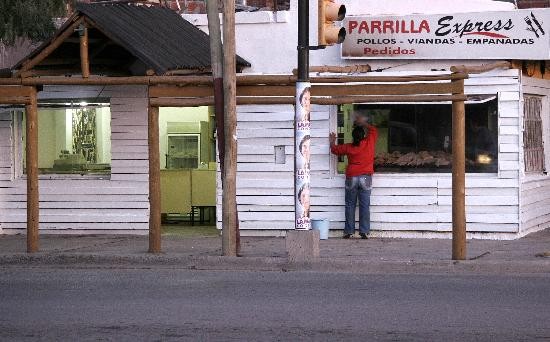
top-left (318, 0), bottom-right (346, 46)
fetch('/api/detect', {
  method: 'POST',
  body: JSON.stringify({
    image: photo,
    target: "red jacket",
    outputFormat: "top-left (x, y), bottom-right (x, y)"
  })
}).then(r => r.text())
top-left (331, 125), bottom-right (378, 177)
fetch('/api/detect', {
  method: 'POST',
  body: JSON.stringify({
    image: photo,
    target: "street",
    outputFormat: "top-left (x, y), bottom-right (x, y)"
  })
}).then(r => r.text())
top-left (1, 267), bottom-right (549, 341)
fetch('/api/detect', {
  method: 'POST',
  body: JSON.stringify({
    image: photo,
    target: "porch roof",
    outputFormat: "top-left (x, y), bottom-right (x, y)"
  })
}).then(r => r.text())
top-left (11, 3), bottom-right (250, 77)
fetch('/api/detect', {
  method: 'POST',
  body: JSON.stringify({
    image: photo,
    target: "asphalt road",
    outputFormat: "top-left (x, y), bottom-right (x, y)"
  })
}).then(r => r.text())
top-left (1, 267), bottom-right (549, 341)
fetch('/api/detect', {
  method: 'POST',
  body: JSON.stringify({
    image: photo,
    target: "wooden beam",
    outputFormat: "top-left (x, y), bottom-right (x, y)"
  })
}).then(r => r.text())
top-left (0, 97), bottom-right (32, 104)
top-left (150, 82), bottom-right (462, 98)
top-left (451, 78), bottom-right (466, 261)
top-left (0, 86), bottom-right (34, 98)
top-left (312, 73), bottom-right (468, 83)
top-left (149, 86), bottom-right (214, 98)
top-left (150, 85), bottom-right (294, 98)
top-left (450, 62), bottom-right (511, 74)
top-left (64, 37), bottom-right (105, 44)
top-left (149, 97), bottom-right (214, 107)
top-left (292, 64), bottom-right (371, 75)
top-left (147, 101), bottom-right (161, 253)
top-left (19, 67), bottom-right (127, 78)
top-left (15, 17), bottom-right (85, 76)
top-left (0, 73), bottom-right (469, 87)
top-left (149, 94), bottom-right (467, 107)
top-left (79, 25), bottom-right (90, 78)
top-left (313, 94), bottom-right (468, 104)
top-left (163, 68), bottom-right (212, 76)
top-left (25, 87), bottom-right (39, 253)
top-left (36, 58), bottom-right (122, 66)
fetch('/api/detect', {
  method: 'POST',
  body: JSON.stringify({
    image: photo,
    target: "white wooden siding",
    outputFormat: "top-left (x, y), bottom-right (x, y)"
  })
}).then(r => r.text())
top-left (0, 85), bottom-right (149, 232)
top-left (520, 77), bottom-right (550, 234)
top-left (221, 70), bottom-right (522, 234)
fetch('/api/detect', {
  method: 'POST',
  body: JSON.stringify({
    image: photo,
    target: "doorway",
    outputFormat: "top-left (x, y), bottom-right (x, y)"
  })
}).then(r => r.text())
top-left (159, 106), bottom-right (217, 232)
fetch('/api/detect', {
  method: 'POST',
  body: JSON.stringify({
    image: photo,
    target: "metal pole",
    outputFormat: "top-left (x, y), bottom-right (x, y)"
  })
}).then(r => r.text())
top-left (295, 0), bottom-right (311, 230)
top-left (451, 78), bottom-right (466, 260)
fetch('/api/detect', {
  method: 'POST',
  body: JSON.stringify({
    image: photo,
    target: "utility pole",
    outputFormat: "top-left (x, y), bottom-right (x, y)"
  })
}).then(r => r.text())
top-left (286, 0), bottom-right (320, 262)
top-left (295, 0), bottom-right (312, 231)
top-left (222, 0), bottom-right (238, 256)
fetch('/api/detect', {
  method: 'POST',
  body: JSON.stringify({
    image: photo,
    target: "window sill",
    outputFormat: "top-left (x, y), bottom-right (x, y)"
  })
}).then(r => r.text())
top-left (182, 10), bottom-right (290, 26)
top-left (21, 174), bottom-right (111, 181)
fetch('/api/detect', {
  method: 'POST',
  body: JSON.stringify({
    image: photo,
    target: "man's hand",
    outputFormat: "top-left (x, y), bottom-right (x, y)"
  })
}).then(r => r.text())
top-left (329, 132), bottom-right (337, 146)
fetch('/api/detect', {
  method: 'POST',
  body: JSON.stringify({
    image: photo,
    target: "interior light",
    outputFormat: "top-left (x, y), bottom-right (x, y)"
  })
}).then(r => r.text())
top-left (477, 154), bottom-right (492, 164)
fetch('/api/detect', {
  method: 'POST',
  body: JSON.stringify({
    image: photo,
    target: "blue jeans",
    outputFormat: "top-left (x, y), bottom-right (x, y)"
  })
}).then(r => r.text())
top-left (344, 175), bottom-right (372, 235)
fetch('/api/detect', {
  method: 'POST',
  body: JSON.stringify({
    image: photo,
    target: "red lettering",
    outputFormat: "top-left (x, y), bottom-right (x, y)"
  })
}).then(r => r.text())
top-left (401, 21), bottom-right (409, 33)
top-left (383, 20), bottom-right (394, 33)
top-left (371, 21), bottom-right (381, 34)
top-left (358, 21), bottom-right (369, 34)
top-left (348, 20), bottom-right (358, 33)
top-left (419, 20), bottom-right (430, 33)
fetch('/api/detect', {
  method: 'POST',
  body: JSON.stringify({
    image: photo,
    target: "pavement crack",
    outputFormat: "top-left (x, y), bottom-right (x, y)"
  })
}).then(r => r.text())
top-left (469, 251), bottom-right (491, 260)
top-left (51, 238), bottom-right (129, 253)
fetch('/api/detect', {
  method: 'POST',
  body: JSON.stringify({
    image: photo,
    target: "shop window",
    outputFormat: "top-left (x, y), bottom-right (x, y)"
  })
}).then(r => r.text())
top-left (22, 104), bottom-right (111, 175)
top-left (335, 97), bottom-right (499, 173)
top-left (177, 0), bottom-right (289, 13)
top-left (523, 95), bottom-right (545, 173)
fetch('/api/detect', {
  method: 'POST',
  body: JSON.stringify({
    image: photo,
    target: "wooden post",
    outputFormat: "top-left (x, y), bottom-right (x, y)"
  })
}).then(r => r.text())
top-left (451, 78), bottom-right (466, 260)
top-left (222, 0), bottom-right (237, 256)
top-left (207, 0), bottom-right (240, 255)
top-left (25, 87), bottom-right (39, 253)
top-left (148, 101), bottom-right (161, 253)
top-left (79, 25), bottom-right (90, 78)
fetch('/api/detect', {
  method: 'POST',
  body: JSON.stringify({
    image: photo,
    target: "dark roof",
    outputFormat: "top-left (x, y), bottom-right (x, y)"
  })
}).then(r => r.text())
top-left (12, 3), bottom-right (250, 76)
top-left (76, 3), bottom-right (250, 73)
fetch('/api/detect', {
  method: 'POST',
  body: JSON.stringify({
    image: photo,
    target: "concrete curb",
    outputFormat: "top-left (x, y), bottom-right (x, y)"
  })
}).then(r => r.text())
top-left (1, 253), bottom-right (549, 275)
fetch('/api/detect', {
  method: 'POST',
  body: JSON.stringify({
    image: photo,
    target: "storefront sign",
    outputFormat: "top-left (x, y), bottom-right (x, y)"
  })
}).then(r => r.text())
top-left (342, 8), bottom-right (550, 59)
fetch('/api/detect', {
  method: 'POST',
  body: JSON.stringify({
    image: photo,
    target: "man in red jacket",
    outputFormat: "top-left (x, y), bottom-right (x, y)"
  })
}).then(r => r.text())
top-left (330, 115), bottom-right (378, 239)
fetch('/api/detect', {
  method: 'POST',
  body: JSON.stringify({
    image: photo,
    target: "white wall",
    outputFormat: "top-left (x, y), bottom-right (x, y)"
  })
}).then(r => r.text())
top-left (520, 77), bottom-right (550, 236)
top-left (0, 85), bottom-right (149, 233)
top-left (183, 0), bottom-right (515, 74)
top-left (219, 70), bottom-right (523, 236)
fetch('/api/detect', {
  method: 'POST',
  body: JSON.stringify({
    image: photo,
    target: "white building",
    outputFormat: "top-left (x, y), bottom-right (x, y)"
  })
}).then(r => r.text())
top-left (1, 0), bottom-right (549, 240)
top-left (183, 0), bottom-right (550, 238)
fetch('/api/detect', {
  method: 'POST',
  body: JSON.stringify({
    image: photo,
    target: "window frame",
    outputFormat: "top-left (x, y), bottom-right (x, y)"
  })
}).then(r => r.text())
top-left (17, 103), bottom-right (112, 179)
top-left (522, 76), bottom-right (550, 181)
top-left (329, 96), bottom-right (500, 176)
top-left (523, 94), bottom-right (546, 174)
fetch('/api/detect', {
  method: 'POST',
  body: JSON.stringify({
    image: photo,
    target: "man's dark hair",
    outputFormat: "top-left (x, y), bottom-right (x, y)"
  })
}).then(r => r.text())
top-left (352, 125), bottom-right (365, 146)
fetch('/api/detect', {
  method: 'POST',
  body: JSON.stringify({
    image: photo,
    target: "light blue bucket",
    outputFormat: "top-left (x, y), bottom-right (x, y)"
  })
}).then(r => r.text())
top-left (311, 219), bottom-right (329, 240)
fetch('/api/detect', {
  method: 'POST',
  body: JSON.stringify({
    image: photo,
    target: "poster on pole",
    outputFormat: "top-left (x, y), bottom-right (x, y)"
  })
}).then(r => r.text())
top-left (295, 82), bottom-right (311, 230)
top-left (342, 8), bottom-right (550, 59)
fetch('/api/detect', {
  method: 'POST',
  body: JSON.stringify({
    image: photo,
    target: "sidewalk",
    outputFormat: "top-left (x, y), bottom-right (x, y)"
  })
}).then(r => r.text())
top-left (1, 228), bottom-right (549, 274)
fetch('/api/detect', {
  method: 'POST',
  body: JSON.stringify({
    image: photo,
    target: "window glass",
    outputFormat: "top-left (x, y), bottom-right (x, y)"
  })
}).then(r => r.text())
top-left (523, 95), bottom-right (545, 173)
top-left (336, 98), bottom-right (499, 173)
top-left (23, 104), bottom-right (111, 175)
top-left (179, 0), bottom-right (289, 13)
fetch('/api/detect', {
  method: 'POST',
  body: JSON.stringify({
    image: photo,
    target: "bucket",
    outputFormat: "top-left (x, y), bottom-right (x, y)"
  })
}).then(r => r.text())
top-left (311, 219), bottom-right (329, 240)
